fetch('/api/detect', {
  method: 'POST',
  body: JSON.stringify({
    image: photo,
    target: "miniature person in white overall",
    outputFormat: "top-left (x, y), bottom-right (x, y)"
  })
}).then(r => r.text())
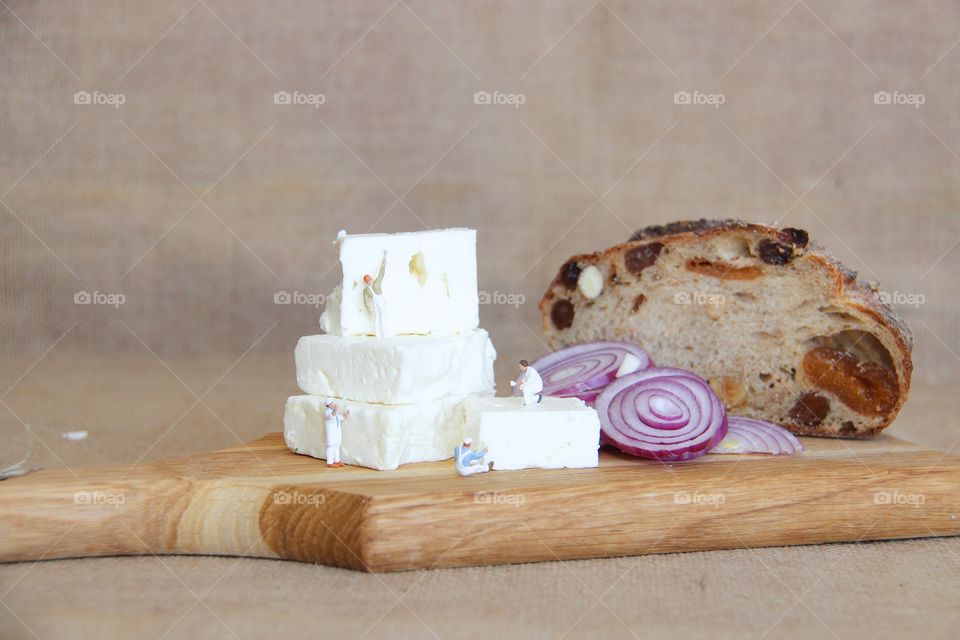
top-left (454, 437), bottom-right (493, 476)
top-left (362, 251), bottom-right (388, 338)
top-left (511, 359), bottom-right (543, 406)
top-left (324, 399), bottom-right (350, 468)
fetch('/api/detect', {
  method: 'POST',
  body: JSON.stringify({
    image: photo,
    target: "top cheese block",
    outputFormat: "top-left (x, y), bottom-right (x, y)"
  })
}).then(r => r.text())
top-left (320, 228), bottom-right (479, 336)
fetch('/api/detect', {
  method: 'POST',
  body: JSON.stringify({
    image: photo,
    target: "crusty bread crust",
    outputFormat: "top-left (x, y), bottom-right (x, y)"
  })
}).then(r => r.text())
top-left (540, 220), bottom-right (912, 438)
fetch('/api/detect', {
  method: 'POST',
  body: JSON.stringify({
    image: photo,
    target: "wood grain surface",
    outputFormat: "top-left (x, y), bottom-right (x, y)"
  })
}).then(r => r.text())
top-left (1, 434), bottom-right (958, 572)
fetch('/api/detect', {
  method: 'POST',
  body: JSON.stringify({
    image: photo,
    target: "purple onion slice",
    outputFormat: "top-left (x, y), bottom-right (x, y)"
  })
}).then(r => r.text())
top-left (596, 367), bottom-right (727, 461)
top-left (711, 416), bottom-right (803, 455)
top-left (531, 342), bottom-right (652, 403)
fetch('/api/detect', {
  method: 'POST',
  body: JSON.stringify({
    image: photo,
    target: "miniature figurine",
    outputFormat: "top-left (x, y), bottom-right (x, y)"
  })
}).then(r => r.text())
top-left (454, 437), bottom-right (494, 476)
top-left (362, 251), bottom-right (388, 337)
top-left (510, 359), bottom-right (543, 406)
top-left (324, 398), bottom-right (350, 468)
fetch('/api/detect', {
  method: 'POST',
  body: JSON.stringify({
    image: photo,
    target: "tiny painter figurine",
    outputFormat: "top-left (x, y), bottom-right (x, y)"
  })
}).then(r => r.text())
top-left (510, 359), bottom-right (543, 406)
top-left (362, 251), bottom-right (388, 337)
top-left (324, 398), bottom-right (350, 468)
top-left (454, 437), bottom-right (493, 476)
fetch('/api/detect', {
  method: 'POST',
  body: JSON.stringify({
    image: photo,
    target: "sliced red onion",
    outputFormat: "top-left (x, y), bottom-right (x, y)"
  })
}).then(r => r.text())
top-left (596, 367), bottom-right (727, 461)
top-left (711, 416), bottom-right (803, 455)
top-left (531, 342), bottom-right (651, 403)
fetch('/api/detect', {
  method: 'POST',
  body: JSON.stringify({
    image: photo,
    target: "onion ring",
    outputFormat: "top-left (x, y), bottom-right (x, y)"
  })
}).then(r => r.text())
top-left (596, 367), bottom-right (727, 461)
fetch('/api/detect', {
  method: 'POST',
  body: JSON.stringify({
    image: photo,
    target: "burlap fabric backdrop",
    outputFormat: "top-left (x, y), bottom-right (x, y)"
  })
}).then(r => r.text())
top-left (1, 1), bottom-right (959, 638)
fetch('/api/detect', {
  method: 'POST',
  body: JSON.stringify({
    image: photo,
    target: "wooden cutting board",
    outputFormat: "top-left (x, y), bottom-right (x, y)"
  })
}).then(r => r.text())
top-left (1, 433), bottom-right (959, 572)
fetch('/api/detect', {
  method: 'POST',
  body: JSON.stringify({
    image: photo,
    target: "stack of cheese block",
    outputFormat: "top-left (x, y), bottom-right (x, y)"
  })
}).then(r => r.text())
top-left (283, 228), bottom-right (601, 471)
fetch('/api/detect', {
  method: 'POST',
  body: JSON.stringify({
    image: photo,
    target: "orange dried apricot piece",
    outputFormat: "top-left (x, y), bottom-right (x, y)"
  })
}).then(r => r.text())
top-left (802, 347), bottom-right (898, 417)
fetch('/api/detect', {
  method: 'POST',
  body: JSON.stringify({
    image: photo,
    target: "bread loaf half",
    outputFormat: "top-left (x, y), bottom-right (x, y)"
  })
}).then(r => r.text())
top-left (539, 220), bottom-right (912, 438)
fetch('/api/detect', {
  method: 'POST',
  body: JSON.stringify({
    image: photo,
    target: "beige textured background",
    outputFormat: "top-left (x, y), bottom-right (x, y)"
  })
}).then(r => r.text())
top-left (2, 1), bottom-right (960, 639)
top-left (1, 0), bottom-right (959, 377)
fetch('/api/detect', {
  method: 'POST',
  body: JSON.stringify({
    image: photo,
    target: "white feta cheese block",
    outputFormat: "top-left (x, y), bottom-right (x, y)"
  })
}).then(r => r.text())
top-left (284, 393), bottom-right (484, 471)
top-left (457, 396), bottom-right (601, 470)
top-left (295, 329), bottom-right (496, 404)
top-left (319, 228), bottom-right (479, 336)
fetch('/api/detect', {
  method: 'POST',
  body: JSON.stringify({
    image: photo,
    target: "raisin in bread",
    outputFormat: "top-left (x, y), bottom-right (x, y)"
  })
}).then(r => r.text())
top-left (539, 220), bottom-right (912, 438)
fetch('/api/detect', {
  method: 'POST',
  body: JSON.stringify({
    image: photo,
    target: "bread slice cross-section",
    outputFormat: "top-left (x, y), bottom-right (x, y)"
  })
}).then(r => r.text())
top-left (539, 220), bottom-right (912, 438)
